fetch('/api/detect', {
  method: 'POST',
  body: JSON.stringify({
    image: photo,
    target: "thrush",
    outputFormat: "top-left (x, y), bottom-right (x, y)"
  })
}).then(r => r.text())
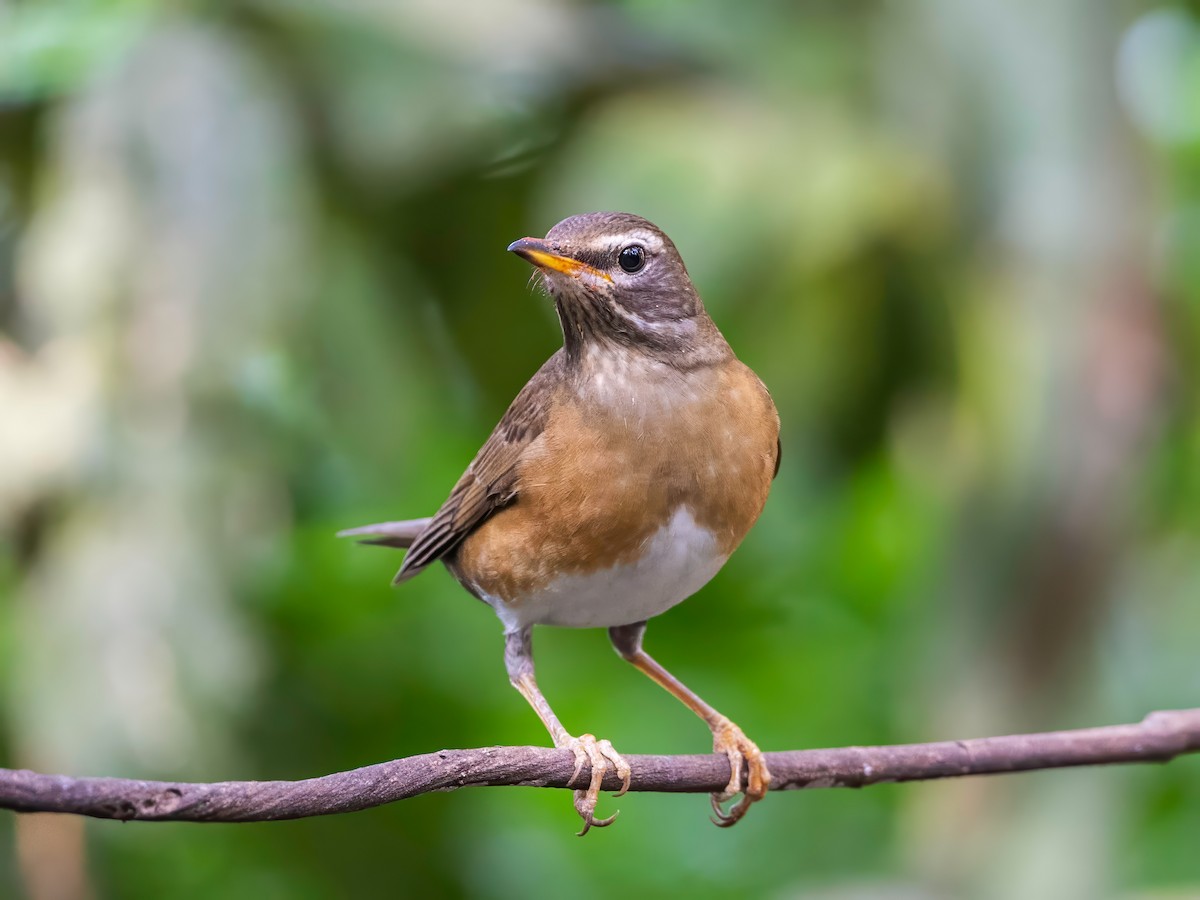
top-left (341, 212), bottom-right (780, 833)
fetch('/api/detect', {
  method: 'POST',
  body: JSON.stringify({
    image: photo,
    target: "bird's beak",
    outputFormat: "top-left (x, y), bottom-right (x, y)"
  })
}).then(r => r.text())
top-left (507, 237), bottom-right (612, 283)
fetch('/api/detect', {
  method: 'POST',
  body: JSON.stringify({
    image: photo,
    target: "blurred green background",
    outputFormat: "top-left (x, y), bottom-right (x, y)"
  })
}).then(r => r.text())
top-left (1, 0), bottom-right (1199, 897)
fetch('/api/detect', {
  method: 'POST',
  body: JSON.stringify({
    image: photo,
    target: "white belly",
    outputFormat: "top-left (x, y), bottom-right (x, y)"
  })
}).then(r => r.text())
top-left (488, 507), bottom-right (727, 631)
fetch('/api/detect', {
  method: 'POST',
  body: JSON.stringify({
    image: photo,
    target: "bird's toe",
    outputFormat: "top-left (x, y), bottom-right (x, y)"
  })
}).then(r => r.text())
top-left (709, 717), bottom-right (771, 827)
top-left (558, 733), bottom-right (630, 836)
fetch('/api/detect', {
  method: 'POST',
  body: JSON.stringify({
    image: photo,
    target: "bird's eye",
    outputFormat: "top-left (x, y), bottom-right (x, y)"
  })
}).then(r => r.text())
top-left (618, 245), bottom-right (646, 273)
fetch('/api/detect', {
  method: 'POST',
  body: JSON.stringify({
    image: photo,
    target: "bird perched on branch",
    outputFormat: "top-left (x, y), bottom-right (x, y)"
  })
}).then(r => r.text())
top-left (341, 212), bottom-right (780, 833)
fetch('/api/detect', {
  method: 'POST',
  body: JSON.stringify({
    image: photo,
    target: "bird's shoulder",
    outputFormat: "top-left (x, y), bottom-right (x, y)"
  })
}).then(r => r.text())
top-left (393, 352), bottom-right (566, 582)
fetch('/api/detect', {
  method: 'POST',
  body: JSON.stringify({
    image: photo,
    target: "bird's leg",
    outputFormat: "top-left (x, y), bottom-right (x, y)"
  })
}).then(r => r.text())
top-left (504, 627), bottom-right (631, 835)
top-left (609, 621), bottom-right (770, 827)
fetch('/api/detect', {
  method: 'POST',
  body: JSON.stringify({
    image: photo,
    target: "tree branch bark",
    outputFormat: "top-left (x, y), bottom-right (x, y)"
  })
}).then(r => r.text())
top-left (2, 709), bottom-right (1196, 823)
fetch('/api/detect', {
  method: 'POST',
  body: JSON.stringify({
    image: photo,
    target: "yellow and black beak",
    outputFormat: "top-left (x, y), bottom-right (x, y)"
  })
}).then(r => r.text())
top-left (507, 238), bottom-right (612, 283)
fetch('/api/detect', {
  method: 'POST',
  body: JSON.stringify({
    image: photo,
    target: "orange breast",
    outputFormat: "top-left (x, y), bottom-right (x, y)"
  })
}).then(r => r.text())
top-left (452, 358), bottom-right (779, 607)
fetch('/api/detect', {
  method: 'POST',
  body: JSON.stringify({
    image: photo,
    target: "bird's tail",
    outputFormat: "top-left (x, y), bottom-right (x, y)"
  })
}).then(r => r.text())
top-left (336, 518), bottom-right (433, 549)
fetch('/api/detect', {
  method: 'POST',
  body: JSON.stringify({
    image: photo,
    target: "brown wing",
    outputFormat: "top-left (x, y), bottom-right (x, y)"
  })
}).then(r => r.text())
top-left (393, 353), bottom-right (562, 584)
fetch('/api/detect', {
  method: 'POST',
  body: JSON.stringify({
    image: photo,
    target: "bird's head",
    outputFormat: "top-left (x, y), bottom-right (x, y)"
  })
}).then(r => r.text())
top-left (508, 212), bottom-right (719, 363)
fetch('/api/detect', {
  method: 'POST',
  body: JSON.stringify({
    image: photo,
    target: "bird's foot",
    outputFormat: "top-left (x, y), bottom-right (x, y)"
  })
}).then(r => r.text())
top-left (709, 716), bottom-right (771, 827)
top-left (557, 733), bottom-right (632, 836)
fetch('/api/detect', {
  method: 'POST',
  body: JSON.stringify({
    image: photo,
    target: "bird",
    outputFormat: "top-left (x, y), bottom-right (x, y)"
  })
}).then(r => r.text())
top-left (340, 212), bottom-right (780, 834)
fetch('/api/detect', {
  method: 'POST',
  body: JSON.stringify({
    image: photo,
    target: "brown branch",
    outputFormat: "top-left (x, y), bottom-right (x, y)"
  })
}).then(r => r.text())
top-left (1, 709), bottom-right (1196, 823)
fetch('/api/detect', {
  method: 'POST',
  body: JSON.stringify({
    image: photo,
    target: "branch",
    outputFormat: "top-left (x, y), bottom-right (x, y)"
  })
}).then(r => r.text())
top-left (2, 709), bottom-right (1196, 823)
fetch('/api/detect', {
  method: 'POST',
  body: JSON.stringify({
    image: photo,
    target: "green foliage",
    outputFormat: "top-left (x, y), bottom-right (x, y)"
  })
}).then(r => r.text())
top-left (1, 0), bottom-right (1198, 897)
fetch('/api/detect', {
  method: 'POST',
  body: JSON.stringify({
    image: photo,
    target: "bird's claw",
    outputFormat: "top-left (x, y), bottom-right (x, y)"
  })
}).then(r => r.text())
top-left (560, 733), bottom-right (632, 836)
top-left (708, 717), bottom-right (770, 827)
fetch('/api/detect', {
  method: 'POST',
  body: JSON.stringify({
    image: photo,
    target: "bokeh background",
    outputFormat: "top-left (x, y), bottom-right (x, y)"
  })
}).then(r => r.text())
top-left (1, 0), bottom-right (1199, 897)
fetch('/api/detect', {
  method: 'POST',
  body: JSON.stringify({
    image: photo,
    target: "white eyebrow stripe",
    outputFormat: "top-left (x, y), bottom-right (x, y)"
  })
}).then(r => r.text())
top-left (592, 230), bottom-right (662, 254)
